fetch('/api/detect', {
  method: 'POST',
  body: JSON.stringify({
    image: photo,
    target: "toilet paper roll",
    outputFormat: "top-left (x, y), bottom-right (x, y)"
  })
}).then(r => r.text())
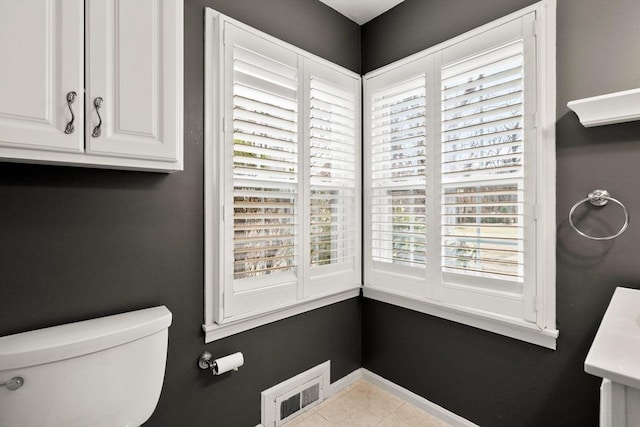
top-left (212, 352), bottom-right (244, 375)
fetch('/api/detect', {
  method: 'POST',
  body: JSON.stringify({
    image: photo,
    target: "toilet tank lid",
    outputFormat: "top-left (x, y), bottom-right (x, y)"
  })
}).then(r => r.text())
top-left (0, 306), bottom-right (172, 370)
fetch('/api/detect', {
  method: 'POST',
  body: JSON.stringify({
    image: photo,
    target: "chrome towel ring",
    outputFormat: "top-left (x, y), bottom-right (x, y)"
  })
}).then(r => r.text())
top-left (568, 189), bottom-right (629, 240)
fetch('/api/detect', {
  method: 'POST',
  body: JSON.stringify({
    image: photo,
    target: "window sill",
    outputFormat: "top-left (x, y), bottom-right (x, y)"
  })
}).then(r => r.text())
top-left (203, 287), bottom-right (361, 343)
top-left (363, 287), bottom-right (558, 349)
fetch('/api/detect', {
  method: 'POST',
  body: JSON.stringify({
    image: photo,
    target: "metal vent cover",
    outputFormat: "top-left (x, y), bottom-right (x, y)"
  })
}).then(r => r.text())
top-left (261, 361), bottom-right (330, 426)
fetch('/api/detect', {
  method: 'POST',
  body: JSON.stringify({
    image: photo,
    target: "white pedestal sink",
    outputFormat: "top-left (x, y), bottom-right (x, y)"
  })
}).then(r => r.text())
top-left (585, 287), bottom-right (640, 427)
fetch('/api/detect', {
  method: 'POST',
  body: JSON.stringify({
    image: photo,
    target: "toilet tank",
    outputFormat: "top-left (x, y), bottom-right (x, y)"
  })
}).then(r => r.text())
top-left (0, 306), bottom-right (172, 427)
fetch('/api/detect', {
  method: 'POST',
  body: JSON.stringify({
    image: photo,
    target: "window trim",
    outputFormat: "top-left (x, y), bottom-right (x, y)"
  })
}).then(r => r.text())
top-left (204, 288), bottom-right (361, 342)
top-left (363, 287), bottom-right (558, 349)
top-left (203, 8), bottom-right (361, 343)
top-left (363, 0), bottom-right (557, 349)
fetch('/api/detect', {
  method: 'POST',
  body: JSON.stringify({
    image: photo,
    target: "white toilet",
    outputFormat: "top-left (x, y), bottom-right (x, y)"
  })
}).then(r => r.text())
top-left (0, 306), bottom-right (172, 427)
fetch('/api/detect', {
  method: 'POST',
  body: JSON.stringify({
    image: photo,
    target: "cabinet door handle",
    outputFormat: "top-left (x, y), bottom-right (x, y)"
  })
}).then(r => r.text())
top-left (92, 97), bottom-right (103, 138)
top-left (64, 91), bottom-right (77, 134)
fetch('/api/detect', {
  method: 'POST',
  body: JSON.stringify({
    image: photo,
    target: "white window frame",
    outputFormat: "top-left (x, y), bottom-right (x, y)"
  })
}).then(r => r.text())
top-left (204, 9), bottom-right (361, 343)
top-left (363, 0), bottom-right (557, 349)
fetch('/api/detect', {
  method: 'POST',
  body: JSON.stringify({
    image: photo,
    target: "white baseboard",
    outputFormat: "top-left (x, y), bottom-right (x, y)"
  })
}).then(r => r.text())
top-left (327, 368), bottom-right (363, 397)
top-left (329, 368), bottom-right (478, 427)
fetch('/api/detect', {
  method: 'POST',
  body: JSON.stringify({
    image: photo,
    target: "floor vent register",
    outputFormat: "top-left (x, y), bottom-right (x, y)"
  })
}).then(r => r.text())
top-left (261, 361), bottom-right (330, 426)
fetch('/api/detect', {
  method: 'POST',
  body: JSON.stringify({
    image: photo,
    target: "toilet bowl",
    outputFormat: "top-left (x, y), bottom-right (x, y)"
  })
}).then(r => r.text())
top-left (0, 306), bottom-right (172, 427)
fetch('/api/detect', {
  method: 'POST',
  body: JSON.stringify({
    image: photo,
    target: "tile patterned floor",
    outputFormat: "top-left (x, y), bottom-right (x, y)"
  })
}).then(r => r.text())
top-left (283, 380), bottom-right (452, 427)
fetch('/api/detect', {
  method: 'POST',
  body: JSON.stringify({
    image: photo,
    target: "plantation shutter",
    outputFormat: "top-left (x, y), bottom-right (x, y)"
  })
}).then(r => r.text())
top-left (224, 25), bottom-right (301, 318)
top-left (306, 59), bottom-right (361, 296)
top-left (437, 14), bottom-right (536, 318)
top-left (440, 39), bottom-right (525, 282)
top-left (364, 57), bottom-right (432, 297)
top-left (361, 7), bottom-right (555, 345)
top-left (371, 75), bottom-right (427, 266)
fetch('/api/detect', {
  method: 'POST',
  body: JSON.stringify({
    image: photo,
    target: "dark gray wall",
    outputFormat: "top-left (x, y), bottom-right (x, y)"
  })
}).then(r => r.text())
top-left (3, 1), bottom-right (640, 426)
top-left (362, 0), bottom-right (640, 426)
top-left (361, 0), bottom-right (538, 72)
top-left (0, 1), bottom-right (361, 426)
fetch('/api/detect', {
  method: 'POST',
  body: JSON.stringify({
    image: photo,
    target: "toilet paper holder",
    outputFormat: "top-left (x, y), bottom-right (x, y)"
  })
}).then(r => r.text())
top-left (198, 351), bottom-right (244, 375)
top-left (198, 351), bottom-right (217, 372)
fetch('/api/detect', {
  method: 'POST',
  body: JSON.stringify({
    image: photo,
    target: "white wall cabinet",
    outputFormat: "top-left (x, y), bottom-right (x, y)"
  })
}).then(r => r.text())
top-left (0, 0), bottom-right (183, 172)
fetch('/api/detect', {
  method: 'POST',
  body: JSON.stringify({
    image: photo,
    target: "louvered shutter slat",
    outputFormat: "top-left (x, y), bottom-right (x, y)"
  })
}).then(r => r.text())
top-left (310, 118), bottom-right (354, 137)
top-left (442, 75), bottom-right (523, 110)
top-left (310, 138), bottom-right (355, 154)
top-left (444, 99), bottom-right (524, 131)
top-left (442, 41), bottom-right (523, 86)
top-left (234, 84), bottom-right (297, 112)
top-left (234, 95), bottom-right (296, 121)
top-left (442, 64), bottom-right (522, 100)
top-left (310, 89), bottom-right (353, 111)
top-left (232, 142), bottom-right (297, 162)
top-left (309, 98), bottom-right (354, 121)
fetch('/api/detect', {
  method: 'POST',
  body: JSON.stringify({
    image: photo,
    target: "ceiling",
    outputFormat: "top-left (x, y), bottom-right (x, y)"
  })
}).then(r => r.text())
top-left (317, 0), bottom-right (405, 25)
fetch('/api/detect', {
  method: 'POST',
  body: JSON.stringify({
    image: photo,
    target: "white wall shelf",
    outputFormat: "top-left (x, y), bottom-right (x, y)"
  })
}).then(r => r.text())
top-left (567, 88), bottom-right (640, 127)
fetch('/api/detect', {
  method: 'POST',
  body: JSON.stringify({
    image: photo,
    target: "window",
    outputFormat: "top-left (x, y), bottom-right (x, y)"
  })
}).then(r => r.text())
top-left (204, 10), bottom-right (361, 342)
top-left (205, 1), bottom-right (556, 347)
top-left (364, 1), bottom-right (557, 348)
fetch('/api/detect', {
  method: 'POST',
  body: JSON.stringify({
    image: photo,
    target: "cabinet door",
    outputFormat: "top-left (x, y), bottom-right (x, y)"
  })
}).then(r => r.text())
top-left (0, 0), bottom-right (84, 155)
top-left (86, 0), bottom-right (183, 168)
